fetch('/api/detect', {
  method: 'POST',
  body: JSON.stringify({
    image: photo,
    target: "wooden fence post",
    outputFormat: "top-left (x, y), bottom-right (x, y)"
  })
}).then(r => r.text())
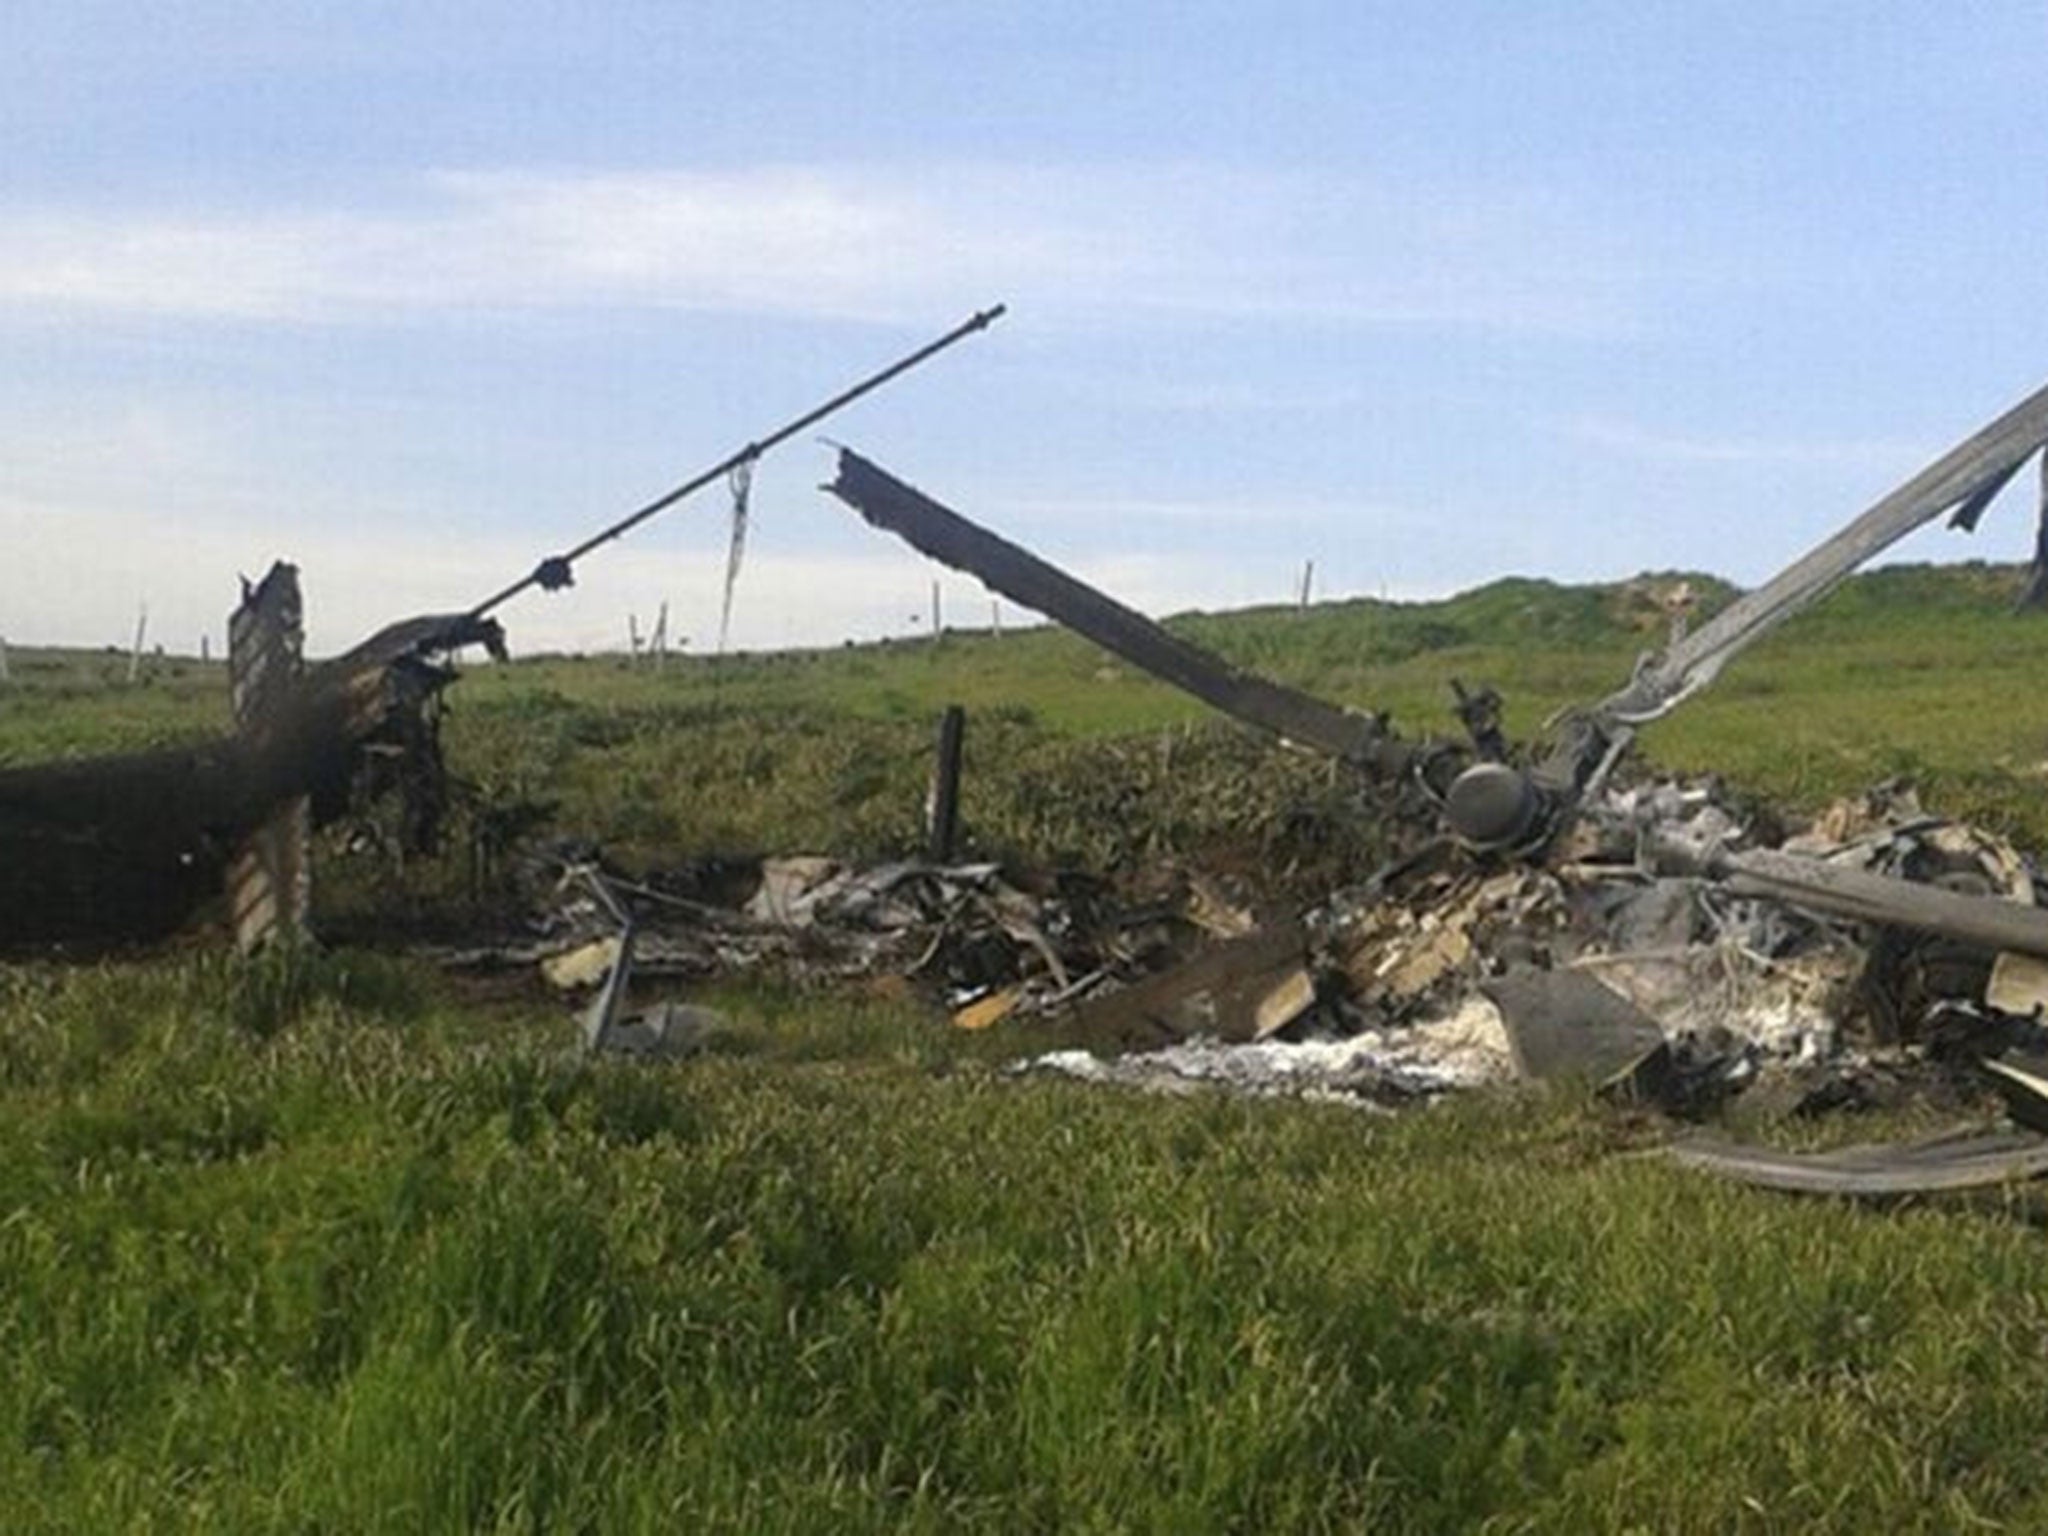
top-left (926, 705), bottom-right (966, 862)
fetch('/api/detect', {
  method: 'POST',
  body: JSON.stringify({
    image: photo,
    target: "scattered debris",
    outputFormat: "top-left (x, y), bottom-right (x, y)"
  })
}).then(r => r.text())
top-left (23, 324), bottom-right (2048, 1202)
top-left (475, 851), bottom-right (1281, 1044)
top-left (975, 775), bottom-right (2048, 1175)
top-left (474, 767), bottom-right (2048, 1173)
top-left (813, 392), bottom-right (2048, 1193)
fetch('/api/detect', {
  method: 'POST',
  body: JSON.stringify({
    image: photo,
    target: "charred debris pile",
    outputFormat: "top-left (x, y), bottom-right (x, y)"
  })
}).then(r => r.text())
top-left (793, 417), bottom-right (2048, 1195)
top-left (496, 762), bottom-right (2048, 1131)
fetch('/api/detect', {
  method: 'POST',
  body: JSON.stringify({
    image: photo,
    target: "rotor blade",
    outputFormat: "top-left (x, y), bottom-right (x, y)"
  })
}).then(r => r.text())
top-left (467, 305), bottom-right (1006, 620)
top-left (1597, 379), bottom-right (2048, 726)
top-left (823, 449), bottom-right (1407, 772)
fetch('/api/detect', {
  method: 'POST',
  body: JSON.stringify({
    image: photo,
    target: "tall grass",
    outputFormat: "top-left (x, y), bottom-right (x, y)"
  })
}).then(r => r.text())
top-left (4, 965), bottom-right (2048, 1530)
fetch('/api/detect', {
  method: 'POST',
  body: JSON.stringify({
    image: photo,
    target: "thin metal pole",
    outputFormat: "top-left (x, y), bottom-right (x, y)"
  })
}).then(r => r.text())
top-left (467, 304), bottom-right (1006, 620)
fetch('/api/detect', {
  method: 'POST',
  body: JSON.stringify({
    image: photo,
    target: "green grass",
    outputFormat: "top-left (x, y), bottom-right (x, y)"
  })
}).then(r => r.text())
top-left (10, 562), bottom-right (2048, 1528)
top-left (6, 955), bottom-right (2048, 1532)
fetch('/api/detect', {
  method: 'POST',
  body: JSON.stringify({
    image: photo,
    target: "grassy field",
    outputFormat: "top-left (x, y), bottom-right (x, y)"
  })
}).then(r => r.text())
top-left (8, 563), bottom-right (2048, 1530)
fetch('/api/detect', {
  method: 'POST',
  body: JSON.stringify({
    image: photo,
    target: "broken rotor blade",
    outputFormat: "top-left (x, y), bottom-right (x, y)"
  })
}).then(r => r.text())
top-left (467, 305), bottom-right (1006, 620)
top-left (1597, 378), bottom-right (2048, 727)
top-left (1667, 1130), bottom-right (2048, 1197)
top-left (824, 449), bottom-right (1406, 772)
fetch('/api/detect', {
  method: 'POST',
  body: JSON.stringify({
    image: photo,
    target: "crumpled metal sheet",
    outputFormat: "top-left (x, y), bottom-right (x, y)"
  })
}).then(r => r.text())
top-left (1479, 965), bottom-right (1665, 1085)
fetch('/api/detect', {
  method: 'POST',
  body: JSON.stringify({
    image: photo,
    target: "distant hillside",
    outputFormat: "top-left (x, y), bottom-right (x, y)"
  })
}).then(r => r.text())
top-left (6, 560), bottom-right (2032, 675)
top-left (12, 555), bottom-right (2048, 875)
top-left (1169, 570), bottom-right (1739, 670)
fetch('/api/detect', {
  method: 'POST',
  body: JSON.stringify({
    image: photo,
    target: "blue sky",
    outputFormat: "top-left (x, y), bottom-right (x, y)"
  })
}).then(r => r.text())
top-left (6, 2), bottom-right (2048, 655)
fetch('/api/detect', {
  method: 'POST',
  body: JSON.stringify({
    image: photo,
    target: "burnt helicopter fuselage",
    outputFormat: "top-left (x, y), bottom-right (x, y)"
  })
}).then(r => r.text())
top-left (0, 602), bottom-right (502, 948)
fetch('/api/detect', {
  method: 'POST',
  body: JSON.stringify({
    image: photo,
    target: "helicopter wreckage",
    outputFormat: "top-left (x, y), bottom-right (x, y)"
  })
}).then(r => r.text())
top-left (804, 380), bottom-right (2048, 1195)
top-left (14, 316), bottom-right (2048, 1192)
top-left (440, 366), bottom-right (2048, 1198)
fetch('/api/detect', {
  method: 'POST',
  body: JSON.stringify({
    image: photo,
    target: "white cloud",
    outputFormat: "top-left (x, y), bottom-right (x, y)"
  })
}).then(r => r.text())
top-left (0, 163), bottom-right (1643, 333)
top-left (1563, 413), bottom-right (1924, 471)
top-left (0, 161), bottom-right (1663, 656)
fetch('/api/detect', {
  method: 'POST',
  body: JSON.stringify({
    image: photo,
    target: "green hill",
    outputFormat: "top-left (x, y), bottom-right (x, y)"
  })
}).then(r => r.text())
top-left (9, 560), bottom-right (2048, 886)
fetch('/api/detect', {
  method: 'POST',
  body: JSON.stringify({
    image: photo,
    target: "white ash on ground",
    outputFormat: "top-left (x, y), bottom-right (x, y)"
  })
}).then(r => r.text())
top-left (1017, 996), bottom-right (1514, 1108)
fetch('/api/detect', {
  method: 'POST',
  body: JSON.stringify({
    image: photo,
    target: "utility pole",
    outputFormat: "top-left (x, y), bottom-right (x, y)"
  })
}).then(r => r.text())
top-left (1298, 559), bottom-right (1314, 610)
top-left (930, 580), bottom-right (942, 639)
top-left (127, 602), bottom-right (147, 684)
top-left (627, 612), bottom-right (642, 663)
